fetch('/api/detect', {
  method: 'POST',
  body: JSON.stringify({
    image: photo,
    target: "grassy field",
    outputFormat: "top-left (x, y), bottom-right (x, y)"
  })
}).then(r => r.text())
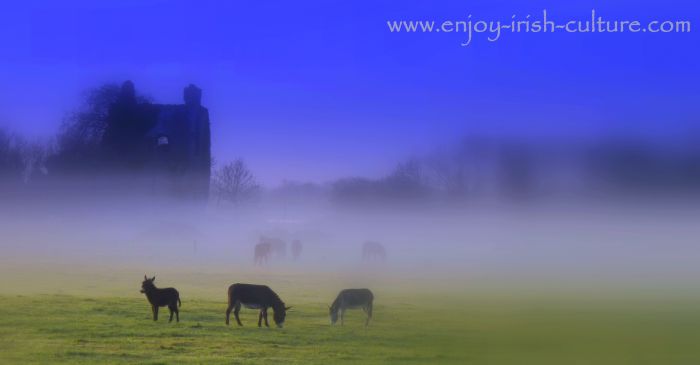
top-left (1, 264), bottom-right (699, 364)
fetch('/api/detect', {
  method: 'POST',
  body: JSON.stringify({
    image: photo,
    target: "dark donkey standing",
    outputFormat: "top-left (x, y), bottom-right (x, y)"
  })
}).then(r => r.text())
top-left (140, 275), bottom-right (181, 322)
top-left (330, 288), bottom-right (374, 327)
top-left (226, 283), bottom-right (290, 328)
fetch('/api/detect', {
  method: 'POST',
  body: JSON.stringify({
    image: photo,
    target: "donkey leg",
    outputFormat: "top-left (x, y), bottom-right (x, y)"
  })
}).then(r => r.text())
top-left (234, 302), bottom-right (243, 326)
top-left (263, 309), bottom-right (270, 328)
top-left (365, 302), bottom-right (373, 327)
top-left (154, 306), bottom-right (159, 321)
top-left (340, 308), bottom-right (345, 326)
top-left (225, 304), bottom-right (233, 325)
top-left (175, 306), bottom-right (179, 323)
top-left (169, 306), bottom-right (174, 323)
top-left (258, 310), bottom-right (263, 327)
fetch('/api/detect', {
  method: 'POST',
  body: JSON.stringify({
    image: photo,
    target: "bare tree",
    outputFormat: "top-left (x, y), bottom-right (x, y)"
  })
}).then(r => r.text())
top-left (21, 139), bottom-right (53, 183)
top-left (427, 153), bottom-right (466, 195)
top-left (49, 83), bottom-right (151, 174)
top-left (382, 158), bottom-right (429, 199)
top-left (424, 137), bottom-right (494, 198)
top-left (58, 84), bottom-right (120, 151)
top-left (331, 159), bottom-right (430, 203)
top-left (0, 128), bottom-right (26, 183)
top-left (212, 159), bottom-right (260, 205)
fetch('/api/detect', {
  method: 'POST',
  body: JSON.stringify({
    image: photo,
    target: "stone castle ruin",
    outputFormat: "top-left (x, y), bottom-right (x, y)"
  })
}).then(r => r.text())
top-left (101, 81), bottom-right (211, 200)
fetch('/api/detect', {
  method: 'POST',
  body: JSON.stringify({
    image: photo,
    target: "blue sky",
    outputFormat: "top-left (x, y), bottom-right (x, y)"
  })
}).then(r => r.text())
top-left (0, 0), bottom-right (698, 184)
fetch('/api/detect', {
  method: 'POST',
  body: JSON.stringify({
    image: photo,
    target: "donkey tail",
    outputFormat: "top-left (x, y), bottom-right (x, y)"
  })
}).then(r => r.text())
top-left (178, 296), bottom-right (181, 307)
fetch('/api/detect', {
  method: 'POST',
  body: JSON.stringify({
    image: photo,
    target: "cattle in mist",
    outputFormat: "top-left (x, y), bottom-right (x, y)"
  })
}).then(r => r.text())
top-left (269, 238), bottom-right (287, 258)
top-left (291, 239), bottom-right (302, 260)
top-left (254, 241), bottom-right (271, 265)
top-left (225, 283), bottom-right (291, 328)
top-left (362, 241), bottom-right (387, 262)
top-left (329, 288), bottom-right (374, 327)
top-left (140, 275), bottom-right (181, 322)
top-left (260, 236), bottom-right (287, 258)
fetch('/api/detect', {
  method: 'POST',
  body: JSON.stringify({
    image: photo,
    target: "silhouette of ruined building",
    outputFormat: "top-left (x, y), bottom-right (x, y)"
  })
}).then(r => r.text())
top-left (101, 81), bottom-right (211, 199)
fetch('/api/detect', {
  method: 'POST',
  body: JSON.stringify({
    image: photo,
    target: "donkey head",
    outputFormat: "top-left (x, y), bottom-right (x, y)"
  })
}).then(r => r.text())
top-left (273, 305), bottom-right (292, 328)
top-left (329, 305), bottom-right (339, 325)
top-left (140, 275), bottom-right (156, 293)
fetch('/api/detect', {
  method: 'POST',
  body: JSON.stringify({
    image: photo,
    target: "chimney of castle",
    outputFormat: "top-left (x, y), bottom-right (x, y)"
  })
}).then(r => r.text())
top-left (184, 84), bottom-right (202, 107)
top-left (119, 80), bottom-right (136, 105)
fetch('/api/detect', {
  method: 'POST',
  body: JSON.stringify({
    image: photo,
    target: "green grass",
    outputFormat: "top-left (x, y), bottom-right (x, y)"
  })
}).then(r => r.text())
top-left (1, 266), bottom-right (699, 364)
top-left (0, 295), bottom-right (468, 364)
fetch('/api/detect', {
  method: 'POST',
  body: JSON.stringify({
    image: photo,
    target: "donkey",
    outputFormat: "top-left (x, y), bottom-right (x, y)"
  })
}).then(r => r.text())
top-left (291, 239), bottom-right (302, 261)
top-left (362, 241), bottom-right (387, 262)
top-left (226, 283), bottom-right (291, 328)
top-left (329, 288), bottom-right (374, 327)
top-left (140, 275), bottom-right (181, 322)
top-left (258, 236), bottom-right (286, 259)
top-left (254, 241), bottom-right (271, 265)
top-left (267, 237), bottom-right (287, 258)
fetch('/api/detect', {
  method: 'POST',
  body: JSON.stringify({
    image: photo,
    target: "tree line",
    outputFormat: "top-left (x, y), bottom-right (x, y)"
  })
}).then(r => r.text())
top-left (2, 82), bottom-right (699, 204)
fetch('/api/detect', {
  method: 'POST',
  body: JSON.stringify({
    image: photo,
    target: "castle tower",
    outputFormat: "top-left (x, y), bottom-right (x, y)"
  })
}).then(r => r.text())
top-left (184, 84), bottom-right (202, 107)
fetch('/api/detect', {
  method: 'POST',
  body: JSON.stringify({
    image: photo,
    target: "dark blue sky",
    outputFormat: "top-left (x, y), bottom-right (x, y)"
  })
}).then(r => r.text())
top-left (1, 0), bottom-right (698, 184)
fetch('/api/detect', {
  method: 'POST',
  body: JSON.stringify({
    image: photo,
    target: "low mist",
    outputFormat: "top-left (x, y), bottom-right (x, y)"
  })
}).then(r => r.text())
top-left (3, 186), bottom-right (700, 297)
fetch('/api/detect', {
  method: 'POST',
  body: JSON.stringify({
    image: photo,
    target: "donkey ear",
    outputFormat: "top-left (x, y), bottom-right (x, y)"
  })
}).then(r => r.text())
top-left (144, 274), bottom-right (148, 280)
top-left (151, 276), bottom-right (156, 281)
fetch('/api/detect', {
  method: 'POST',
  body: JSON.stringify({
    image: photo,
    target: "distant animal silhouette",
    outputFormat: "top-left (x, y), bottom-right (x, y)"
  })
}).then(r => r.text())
top-left (259, 236), bottom-right (286, 258)
top-left (329, 288), bottom-right (374, 327)
top-left (291, 240), bottom-right (302, 260)
top-left (254, 241), bottom-right (271, 265)
top-left (140, 275), bottom-right (181, 322)
top-left (225, 283), bottom-right (291, 328)
top-left (362, 241), bottom-right (387, 262)
top-left (269, 237), bottom-right (287, 258)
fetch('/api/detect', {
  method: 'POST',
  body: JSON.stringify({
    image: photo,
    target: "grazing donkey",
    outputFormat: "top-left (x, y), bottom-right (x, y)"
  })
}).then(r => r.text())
top-left (254, 241), bottom-right (271, 265)
top-left (329, 288), bottom-right (374, 327)
top-left (226, 283), bottom-right (291, 328)
top-left (291, 239), bottom-right (302, 261)
top-left (362, 241), bottom-right (387, 262)
top-left (140, 275), bottom-right (181, 322)
top-left (267, 237), bottom-right (287, 258)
